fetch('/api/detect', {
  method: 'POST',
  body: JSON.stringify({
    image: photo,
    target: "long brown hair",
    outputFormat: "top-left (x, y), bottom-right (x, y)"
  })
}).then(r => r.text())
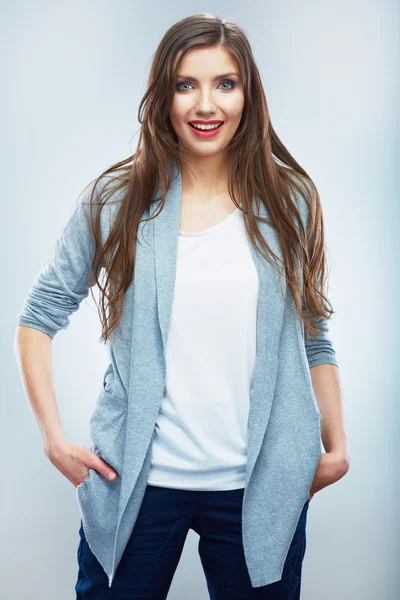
top-left (83, 13), bottom-right (335, 344)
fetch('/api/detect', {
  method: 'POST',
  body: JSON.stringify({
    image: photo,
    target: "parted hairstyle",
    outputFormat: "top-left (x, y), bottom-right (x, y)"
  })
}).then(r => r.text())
top-left (79, 13), bottom-right (335, 344)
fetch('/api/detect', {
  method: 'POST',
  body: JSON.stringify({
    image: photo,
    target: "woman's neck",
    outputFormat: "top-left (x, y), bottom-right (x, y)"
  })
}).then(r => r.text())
top-left (179, 156), bottom-right (230, 198)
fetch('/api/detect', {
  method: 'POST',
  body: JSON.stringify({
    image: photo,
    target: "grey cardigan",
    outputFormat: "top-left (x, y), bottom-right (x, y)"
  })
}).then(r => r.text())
top-left (16, 163), bottom-right (339, 589)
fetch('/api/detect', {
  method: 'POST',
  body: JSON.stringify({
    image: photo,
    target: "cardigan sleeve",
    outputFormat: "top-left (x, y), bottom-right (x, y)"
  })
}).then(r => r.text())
top-left (16, 180), bottom-right (103, 339)
top-left (304, 315), bottom-right (339, 369)
top-left (292, 176), bottom-right (339, 370)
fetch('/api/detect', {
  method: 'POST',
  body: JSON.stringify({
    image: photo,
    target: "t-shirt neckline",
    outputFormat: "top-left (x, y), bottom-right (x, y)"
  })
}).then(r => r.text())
top-left (179, 207), bottom-right (240, 237)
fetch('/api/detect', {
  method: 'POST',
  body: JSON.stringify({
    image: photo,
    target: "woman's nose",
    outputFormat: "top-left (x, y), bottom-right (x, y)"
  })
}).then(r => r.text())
top-left (196, 89), bottom-right (216, 113)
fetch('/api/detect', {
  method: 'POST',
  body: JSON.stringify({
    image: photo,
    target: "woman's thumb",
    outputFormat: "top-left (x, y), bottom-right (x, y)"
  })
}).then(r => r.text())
top-left (97, 456), bottom-right (118, 481)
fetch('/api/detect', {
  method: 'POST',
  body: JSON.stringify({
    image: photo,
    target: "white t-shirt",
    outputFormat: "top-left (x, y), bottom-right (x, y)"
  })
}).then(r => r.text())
top-left (147, 206), bottom-right (259, 490)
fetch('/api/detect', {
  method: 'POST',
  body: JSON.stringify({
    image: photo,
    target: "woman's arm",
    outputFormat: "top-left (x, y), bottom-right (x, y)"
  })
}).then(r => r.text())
top-left (310, 363), bottom-right (350, 463)
top-left (14, 182), bottom-right (99, 448)
top-left (14, 325), bottom-right (68, 454)
top-left (14, 178), bottom-right (118, 485)
top-left (303, 314), bottom-right (351, 491)
top-left (292, 179), bottom-right (351, 498)
top-left (304, 317), bottom-right (350, 462)
top-left (309, 362), bottom-right (350, 500)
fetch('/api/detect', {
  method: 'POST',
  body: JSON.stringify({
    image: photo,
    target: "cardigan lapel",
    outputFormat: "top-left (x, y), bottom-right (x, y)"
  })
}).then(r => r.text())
top-left (244, 199), bottom-right (287, 483)
top-left (153, 165), bottom-right (183, 355)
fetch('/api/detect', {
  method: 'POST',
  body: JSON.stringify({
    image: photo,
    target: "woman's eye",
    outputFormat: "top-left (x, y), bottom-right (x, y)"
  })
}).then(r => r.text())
top-left (176, 82), bottom-right (192, 91)
top-left (176, 80), bottom-right (236, 92)
top-left (220, 80), bottom-right (235, 90)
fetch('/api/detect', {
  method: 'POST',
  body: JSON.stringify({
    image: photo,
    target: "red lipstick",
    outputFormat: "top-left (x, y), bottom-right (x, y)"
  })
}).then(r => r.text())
top-left (188, 120), bottom-right (224, 138)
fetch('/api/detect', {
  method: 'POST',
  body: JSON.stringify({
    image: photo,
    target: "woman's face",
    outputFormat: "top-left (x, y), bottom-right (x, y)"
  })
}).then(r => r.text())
top-left (170, 46), bottom-right (245, 159)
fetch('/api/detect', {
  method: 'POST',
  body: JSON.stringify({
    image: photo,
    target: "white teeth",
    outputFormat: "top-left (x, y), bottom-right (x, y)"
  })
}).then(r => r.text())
top-left (190, 123), bottom-right (222, 130)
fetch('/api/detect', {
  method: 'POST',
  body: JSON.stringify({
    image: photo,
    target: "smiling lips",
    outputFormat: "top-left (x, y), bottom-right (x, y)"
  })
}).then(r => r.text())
top-left (188, 120), bottom-right (224, 138)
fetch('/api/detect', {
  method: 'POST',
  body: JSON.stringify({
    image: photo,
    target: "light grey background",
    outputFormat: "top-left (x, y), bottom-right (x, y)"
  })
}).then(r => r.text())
top-left (2, 1), bottom-right (398, 598)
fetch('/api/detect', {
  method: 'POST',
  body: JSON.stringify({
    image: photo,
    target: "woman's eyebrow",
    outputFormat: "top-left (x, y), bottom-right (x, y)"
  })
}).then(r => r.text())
top-left (176, 72), bottom-right (240, 82)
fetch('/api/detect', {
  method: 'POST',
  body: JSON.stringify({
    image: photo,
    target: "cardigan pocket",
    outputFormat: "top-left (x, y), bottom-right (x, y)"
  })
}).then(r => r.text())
top-left (76, 465), bottom-right (94, 490)
top-left (88, 387), bottom-right (128, 478)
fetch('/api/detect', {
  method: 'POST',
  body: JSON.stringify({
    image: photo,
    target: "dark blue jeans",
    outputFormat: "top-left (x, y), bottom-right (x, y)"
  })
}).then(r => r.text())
top-left (76, 485), bottom-right (310, 599)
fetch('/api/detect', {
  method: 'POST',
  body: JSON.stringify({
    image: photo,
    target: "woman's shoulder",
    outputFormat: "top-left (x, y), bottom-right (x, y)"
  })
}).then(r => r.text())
top-left (78, 174), bottom-right (126, 208)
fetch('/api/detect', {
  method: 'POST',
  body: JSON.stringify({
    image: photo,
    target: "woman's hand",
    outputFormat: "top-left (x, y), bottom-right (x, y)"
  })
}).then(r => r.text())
top-left (308, 451), bottom-right (350, 501)
top-left (44, 439), bottom-right (118, 488)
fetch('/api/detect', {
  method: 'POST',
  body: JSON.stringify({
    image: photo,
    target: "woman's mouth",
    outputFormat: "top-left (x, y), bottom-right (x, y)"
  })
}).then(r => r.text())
top-left (188, 122), bottom-right (224, 138)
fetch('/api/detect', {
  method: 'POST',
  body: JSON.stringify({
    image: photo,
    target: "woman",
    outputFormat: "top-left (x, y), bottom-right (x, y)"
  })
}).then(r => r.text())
top-left (15, 13), bottom-right (350, 599)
